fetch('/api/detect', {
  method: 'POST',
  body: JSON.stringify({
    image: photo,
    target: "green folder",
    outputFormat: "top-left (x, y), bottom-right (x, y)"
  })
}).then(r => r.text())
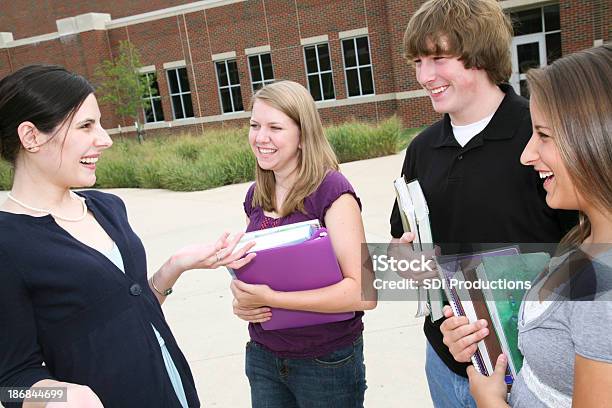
top-left (476, 253), bottom-right (550, 379)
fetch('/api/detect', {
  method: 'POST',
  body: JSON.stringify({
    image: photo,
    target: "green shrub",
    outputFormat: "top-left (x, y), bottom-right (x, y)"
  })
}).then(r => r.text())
top-left (398, 126), bottom-right (425, 150)
top-left (175, 141), bottom-right (201, 162)
top-left (0, 160), bottom-right (13, 190)
top-left (94, 142), bottom-right (139, 188)
top-left (327, 116), bottom-right (401, 162)
top-left (136, 158), bottom-right (165, 189)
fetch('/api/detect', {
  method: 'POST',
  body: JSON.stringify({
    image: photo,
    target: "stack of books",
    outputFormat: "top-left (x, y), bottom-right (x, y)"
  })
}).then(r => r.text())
top-left (436, 250), bottom-right (550, 384)
top-left (393, 178), bottom-right (551, 384)
top-left (228, 220), bottom-right (355, 330)
top-left (393, 177), bottom-right (442, 319)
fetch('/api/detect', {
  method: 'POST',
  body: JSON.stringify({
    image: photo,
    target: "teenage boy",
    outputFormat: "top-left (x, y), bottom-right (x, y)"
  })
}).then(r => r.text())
top-left (389, 0), bottom-right (575, 407)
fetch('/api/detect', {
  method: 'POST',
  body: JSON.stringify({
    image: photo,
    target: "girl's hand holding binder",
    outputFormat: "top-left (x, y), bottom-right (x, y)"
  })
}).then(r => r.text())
top-left (230, 279), bottom-right (276, 309)
top-left (440, 305), bottom-right (490, 363)
top-left (466, 354), bottom-right (509, 408)
top-left (232, 298), bottom-right (272, 323)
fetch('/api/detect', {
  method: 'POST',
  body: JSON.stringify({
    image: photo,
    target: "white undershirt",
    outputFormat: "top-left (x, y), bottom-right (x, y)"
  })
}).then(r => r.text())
top-left (451, 113), bottom-right (495, 147)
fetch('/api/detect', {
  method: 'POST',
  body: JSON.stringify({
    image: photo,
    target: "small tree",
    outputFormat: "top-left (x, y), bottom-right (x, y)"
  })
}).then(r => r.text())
top-left (94, 40), bottom-right (150, 143)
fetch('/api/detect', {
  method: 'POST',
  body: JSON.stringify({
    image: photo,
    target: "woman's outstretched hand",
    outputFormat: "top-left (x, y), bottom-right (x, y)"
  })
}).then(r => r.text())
top-left (168, 232), bottom-right (256, 273)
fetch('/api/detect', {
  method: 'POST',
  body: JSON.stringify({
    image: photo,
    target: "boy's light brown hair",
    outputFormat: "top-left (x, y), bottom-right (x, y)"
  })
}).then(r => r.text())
top-left (403, 0), bottom-right (513, 84)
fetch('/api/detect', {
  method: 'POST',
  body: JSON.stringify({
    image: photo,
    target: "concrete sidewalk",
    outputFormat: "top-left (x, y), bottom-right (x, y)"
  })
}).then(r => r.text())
top-left (1, 152), bottom-right (433, 407)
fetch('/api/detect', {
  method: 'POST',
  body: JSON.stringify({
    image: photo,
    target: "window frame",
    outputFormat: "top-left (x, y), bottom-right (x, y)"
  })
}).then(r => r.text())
top-left (341, 35), bottom-right (375, 98)
top-left (302, 42), bottom-right (336, 102)
top-left (248, 53), bottom-right (275, 92)
top-left (165, 66), bottom-right (194, 120)
top-left (215, 59), bottom-right (245, 114)
top-left (509, 4), bottom-right (562, 96)
top-left (141, 71), bottom-right (164, 123)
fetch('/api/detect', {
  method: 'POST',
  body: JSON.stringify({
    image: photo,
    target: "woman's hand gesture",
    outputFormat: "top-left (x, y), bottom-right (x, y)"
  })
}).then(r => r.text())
top-left (168, 232), bottom-right (256, 273)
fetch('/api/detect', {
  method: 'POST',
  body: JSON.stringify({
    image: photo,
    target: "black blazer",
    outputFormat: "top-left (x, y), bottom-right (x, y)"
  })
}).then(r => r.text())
top-left (0, 190), bottom-right (199, 407)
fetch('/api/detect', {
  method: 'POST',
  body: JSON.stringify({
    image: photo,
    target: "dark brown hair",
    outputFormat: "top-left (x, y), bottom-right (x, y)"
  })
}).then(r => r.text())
top-left (0, 64), bottom-right (94, 165)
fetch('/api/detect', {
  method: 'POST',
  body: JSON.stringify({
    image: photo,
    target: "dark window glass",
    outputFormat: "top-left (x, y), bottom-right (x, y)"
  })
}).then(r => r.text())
top-left (172, 95), bottom-right (184, 119)
top-left (546, 32), bottom-right (562, 63)
top-left (360, 66), bottom-right (374, 95)
top-left (178, 68), bottom-right (190, 92)
top-left (253, 82), bottom-right (263, 91)
top-left (153, 99), bottom-right (164, 121)
top-left (517, 42), bottom-right (540, 74)
top-left (343, 40), bottom-right (357, 67)
top-left (318, 44), bottom-right (331, 71)
top-left (145, 107), bottom-right (154, 123)
top-left (216, 62), bottom-right (228, 87)
top-left (168, 70), bottom-right (179, 93)
top-left (544, 4), bottom-right (560, 31)
top-left (346, 69), bottom-right (360, 97)
top-left (261, 54), bottom-right (273, 80)
top-left (321, 72), bottom-right (335, 99)
top-left (308, 75), bottom-right (322, 101)
top-left (228, 60), bottom-right (239, 85)
top-left (183, 94), bottom-right (193, 118)
top-left (356, 37), bottom-right (370, 65)
top-left (231, 87), bottom-right (244, 111)
top-left (145, 73), bottom-right (160, 96)
top-left (165, 68), bottom-right (193, 119)
top-left (512, 8), bottom-right (543, 36)
top-left (220, 88), bottom-right (232, 113)
top-left (143, 73), bottom-right (164, 123)
top-left (305, 46), bottom-right (318, 73)
top-left (249, 56), bottom-right (262, 82)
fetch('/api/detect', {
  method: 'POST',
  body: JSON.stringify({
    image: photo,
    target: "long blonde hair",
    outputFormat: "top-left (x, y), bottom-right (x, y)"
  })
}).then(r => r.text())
top-left (527, 44), bottom-right (612, 245)
top-left (250, 81), bottom-right (338, 216)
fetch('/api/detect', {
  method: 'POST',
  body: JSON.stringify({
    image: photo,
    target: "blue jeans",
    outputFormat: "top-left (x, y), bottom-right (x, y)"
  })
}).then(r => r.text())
top-left (425, 341), bottom-right (477, 408)
top-left (245, 336), bottom-right (366, 408)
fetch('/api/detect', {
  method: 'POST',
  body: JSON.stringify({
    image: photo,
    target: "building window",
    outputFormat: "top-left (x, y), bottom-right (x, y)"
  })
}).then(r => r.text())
top-left (304, 43), bottom-right (335, 101)
top-left (142, 72), bottom-right (164, 123)
top-left (510, 4), bottom-right (561, 97)
top-left (216, 59), bottom-right (244, 113)
top-left (249, 53), bottom-right (275, 92)
top-left (341, 36), bottom-right (374, 97)
top-left (166, 67), bottom-right (194, 120)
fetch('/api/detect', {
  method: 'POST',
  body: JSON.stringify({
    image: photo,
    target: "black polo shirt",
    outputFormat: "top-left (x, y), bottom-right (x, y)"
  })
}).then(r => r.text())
top-left (390, 84), bottom-right (577, 377)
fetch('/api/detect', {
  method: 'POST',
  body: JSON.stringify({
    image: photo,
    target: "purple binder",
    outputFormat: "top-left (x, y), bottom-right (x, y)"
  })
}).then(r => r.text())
top-left (234, 228), bottom-right (355, 330)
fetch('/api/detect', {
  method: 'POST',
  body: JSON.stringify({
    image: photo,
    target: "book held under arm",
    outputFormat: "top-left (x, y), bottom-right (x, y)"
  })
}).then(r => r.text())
top-left (228, 221), bottom-right (354, 330)
top-left (393, 177), bottom-right (441, 319)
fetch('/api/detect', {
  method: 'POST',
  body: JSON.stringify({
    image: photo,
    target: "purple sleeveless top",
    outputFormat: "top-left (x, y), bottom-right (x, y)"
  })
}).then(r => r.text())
top-left (243, 171), bottom-right (364, 358)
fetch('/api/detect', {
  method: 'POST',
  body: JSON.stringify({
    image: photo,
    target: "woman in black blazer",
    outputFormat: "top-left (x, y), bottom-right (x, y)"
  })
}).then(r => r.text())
top-left (0, 65), bottom-right (254, 407)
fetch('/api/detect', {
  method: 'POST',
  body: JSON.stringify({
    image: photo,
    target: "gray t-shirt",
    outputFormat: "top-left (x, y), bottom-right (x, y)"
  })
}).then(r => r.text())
top-left (509, 249), bottom-right (612, 407)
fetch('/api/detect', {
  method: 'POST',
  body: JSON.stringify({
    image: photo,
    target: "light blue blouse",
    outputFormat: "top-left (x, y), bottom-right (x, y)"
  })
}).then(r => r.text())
top-left (103, 243), bottom-right (189, 408)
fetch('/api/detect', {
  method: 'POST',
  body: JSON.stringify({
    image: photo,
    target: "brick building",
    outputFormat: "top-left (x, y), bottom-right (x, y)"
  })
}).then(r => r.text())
top-left (0, 0), bottom-right (609, 137)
